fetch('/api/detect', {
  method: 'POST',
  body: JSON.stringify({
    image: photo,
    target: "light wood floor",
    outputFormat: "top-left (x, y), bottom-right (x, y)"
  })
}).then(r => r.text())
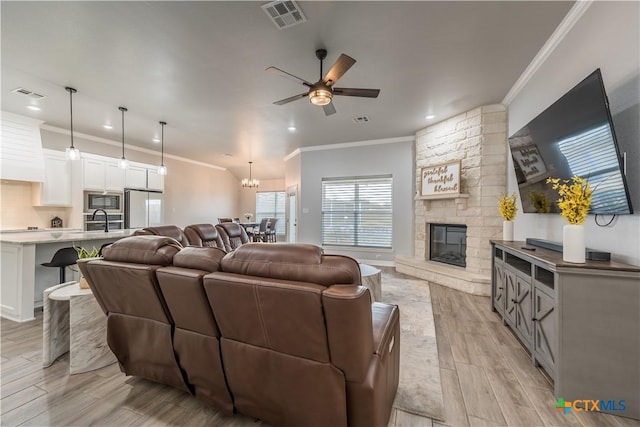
top-left (1, 269), bottom-right (637, 426)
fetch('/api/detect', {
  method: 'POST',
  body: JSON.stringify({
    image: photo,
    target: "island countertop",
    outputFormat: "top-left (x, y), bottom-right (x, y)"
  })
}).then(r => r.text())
top-left (0, 229), bottom-right (139, 245)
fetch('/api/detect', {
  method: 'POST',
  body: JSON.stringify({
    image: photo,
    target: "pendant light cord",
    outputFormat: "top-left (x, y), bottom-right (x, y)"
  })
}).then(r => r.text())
top-left (119, 106), bottom-right (127, 158)
top-left (160, 121), bottom-right (166, 166)
top-left (69, 90), bottom-right (74, 148)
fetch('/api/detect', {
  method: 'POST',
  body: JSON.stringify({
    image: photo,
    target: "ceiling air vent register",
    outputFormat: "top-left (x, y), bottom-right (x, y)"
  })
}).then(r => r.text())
top-left (11, 87), bottom-right (46, 99)
top-left (262, 0), bottom-right (306, 30)
top-left (352, 116), bottom-right (370, 124)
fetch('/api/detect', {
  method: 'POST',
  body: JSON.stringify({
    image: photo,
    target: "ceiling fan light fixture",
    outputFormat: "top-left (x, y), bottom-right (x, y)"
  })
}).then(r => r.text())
top-left (309, 88), bottom-right (332, 106)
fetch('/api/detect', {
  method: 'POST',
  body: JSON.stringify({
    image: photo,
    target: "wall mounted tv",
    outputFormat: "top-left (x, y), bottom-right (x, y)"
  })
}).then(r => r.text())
top-left (508, 69), bottom-right (633, 215)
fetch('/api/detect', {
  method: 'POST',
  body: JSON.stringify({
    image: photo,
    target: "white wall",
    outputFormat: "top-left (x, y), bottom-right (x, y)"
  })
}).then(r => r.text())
top-left (294, 138), bottom-right (415, 263)
top-left (507, 1), bottom-right (640, 265)
top-left (39, 129), bottom-right (240, 228)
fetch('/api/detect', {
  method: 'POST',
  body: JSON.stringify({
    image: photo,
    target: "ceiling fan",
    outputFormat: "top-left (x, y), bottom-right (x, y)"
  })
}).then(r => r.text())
top-left (267, 49), bottom-right (380, 116)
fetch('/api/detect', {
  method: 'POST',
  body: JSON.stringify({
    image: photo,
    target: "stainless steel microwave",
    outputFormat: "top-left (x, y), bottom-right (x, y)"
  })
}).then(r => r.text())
top-left (84, 191), bottom-right (123, 213)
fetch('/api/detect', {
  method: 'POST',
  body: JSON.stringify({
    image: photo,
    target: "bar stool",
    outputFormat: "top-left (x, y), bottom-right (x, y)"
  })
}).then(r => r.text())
top-left (41, 247), bottom-right (79, 284)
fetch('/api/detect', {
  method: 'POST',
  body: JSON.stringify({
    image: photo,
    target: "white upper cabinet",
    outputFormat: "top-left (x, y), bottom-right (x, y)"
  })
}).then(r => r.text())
top-left (32, 149), bottom-right (72, 206)
top-left (83, 157), bottom-right (124, 192)
top-left (125, 165), bottom-right (147, 189)
top-left (147, 168), bottom-right (164, 191)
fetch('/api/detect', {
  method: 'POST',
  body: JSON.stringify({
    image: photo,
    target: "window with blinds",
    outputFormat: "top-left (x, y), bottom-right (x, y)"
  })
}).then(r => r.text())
top-left (322, 176), bottom-right (393, 248)
top-left (255, 191), bottom-right (286, 234)
top-left (558, 123), bottom-right (629, 213)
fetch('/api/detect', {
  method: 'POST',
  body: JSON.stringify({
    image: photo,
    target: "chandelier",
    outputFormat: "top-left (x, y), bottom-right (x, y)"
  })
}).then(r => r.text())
top-left (242, 161), bottom-right (259, 188)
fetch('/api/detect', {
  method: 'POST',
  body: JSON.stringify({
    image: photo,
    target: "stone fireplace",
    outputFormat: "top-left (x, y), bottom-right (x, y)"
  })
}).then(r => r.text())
top-left (395, 104), bottom-right (507, 296)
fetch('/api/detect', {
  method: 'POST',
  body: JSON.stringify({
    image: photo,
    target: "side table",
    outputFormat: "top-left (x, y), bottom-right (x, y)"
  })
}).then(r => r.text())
top-left (43, 281), bottom-right (117, 374)
top-left (360, 264), bottom-right (382, 302)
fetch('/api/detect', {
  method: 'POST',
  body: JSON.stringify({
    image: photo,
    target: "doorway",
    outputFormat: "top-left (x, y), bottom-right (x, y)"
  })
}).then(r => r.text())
top-left (286, 185), bottom-right (297, 243)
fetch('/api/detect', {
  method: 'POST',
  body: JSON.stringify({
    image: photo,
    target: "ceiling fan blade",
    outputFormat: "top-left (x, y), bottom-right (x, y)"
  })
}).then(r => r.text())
top-left (323, 102), bottom-right (336, 116)
top-left (266, 66), bottom-right (313, 87)
top-left (333, 87), bottom-right (380, 98)
top-left (273, 93), bottom-right (307, 105)
top-left (323, 54), bottom-right (356, 86)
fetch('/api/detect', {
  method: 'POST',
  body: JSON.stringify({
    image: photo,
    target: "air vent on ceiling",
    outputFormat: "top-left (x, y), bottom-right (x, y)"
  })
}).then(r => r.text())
top-left (262, 0), bottom-right (306, 30)
top-left (352, 116), bottom-right (370, 124)
top-left (11, 87), bottom-right (46, 99)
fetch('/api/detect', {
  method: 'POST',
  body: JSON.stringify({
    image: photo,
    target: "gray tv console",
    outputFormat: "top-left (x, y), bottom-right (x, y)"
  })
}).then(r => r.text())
top-left (491, 240), bottom-right (639, 420)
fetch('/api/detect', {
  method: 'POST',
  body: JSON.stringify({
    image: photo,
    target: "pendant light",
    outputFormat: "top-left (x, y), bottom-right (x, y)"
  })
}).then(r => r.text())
top-left (64, 87), bottom-right (80, 160)
top-left (157, 121), bottom-right (167, 175)
top-left (118, 106), bottom-right (128, 169)
top-left (241, 161), bottom-right (259, 188)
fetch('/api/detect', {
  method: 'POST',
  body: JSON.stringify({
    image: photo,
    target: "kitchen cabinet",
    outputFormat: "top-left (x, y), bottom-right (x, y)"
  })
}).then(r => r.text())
top-left (32, 149), bottom-right (72, 206)
top-left (83, 157), bottom-right (124, 192)
top-left (491, 241), bottom-right (640, 420)
top-left (146, 169), bottom-right (164, 191)
top-left (125, 165), bottom-right (147, 189)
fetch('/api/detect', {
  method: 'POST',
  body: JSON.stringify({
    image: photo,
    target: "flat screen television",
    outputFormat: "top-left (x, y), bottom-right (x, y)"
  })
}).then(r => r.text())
top-left (508, 69), bottom-right (633, 215)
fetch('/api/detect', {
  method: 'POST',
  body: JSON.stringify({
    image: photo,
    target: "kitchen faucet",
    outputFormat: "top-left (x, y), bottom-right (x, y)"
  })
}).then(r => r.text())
top-left (91, 209), bottom-right (109, 232)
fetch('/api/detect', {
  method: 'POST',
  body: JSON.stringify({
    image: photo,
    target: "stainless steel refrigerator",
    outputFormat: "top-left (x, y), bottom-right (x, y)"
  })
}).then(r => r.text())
top-left (124, 189), bottom-right (164, 229)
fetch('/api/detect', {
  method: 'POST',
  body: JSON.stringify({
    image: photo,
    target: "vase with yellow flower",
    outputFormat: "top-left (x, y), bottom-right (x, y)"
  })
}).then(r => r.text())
top-left (546, 176), bottom-right (592, 263)
top-left (498, 193), bottom-right (518, 240)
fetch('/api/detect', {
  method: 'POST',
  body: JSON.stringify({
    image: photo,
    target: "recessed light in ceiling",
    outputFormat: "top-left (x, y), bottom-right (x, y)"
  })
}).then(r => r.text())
top-left (27, 105), bottom-right (41, 111)
top-left (288, 126), bottom-right (296, 132)
top-left (152, 138), bottom-right (160, 143)
top-left (425, 115), bottom-right (435, 120)
top-left (103, 124), bottom-right (113, 129)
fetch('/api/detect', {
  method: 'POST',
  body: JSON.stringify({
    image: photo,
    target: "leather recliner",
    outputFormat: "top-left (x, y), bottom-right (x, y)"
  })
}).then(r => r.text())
top-left (77, 236), bottom-right (190, 393)
top-left (137, 225), bottom-right (190, 247)
top-left (215, 222), bottom-right (250, 252)
top-left (184, 223), bottom-right (226, 250)
top-left (204, 243), bottom-right (400, 427)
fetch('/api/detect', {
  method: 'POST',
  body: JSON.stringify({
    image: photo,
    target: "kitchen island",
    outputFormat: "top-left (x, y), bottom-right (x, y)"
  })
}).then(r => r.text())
top-left (0, 229), bottom-right (138, 322)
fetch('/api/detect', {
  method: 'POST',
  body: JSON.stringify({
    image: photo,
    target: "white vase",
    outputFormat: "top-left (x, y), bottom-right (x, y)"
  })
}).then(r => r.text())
top-left (563, 224), bottom-right (585, 263)
top-left (503, 220), bottom-right (514, 241)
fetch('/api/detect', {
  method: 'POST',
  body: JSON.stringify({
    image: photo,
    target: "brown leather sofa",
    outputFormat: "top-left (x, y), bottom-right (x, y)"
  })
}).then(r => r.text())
top-left (134, 223), bottom-right (249, 252)
top-left (214, 222), bottom-right (250, 252)
top-left (184, 223), bottom-right (226, 250)
top-left (79, 236), bottom-right (400, 427)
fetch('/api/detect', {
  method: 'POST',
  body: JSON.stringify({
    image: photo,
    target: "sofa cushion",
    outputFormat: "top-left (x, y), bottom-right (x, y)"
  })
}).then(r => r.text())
top-left (173, 246), bottom-right (226, 272)
top-left (220, 243), bottom-right (361, 286)
top-left (102, 235), bottom-right (182, 266)
top-left (142, 225), bottom-right (190, 247)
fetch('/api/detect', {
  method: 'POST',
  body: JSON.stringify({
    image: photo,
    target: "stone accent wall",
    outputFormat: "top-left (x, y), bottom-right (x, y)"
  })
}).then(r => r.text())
top-left (402, 104), bottom-right (507, 293)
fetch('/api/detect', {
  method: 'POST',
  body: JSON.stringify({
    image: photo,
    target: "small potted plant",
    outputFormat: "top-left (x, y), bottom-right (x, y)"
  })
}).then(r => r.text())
top-left (498, 193), bottom-right (518, 240)
top-left (75, 246), bottom-right (100, 289)
top-left (243, 212), bottom-right (254, 222)
top-left (546, 176), bottom-right (592, 263)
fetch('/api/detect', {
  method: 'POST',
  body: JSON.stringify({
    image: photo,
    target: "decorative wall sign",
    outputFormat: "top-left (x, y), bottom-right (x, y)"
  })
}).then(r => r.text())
top-left (420, 161), bottom-right (461, 196)
top-left (511, 144), bottom-right (547, 182)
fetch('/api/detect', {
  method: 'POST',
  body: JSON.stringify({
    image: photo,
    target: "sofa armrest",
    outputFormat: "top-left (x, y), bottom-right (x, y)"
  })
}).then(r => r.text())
top-left (322, 285), bottom-right (374, 383)
top-left (372, 302), bottom-right (399, 356)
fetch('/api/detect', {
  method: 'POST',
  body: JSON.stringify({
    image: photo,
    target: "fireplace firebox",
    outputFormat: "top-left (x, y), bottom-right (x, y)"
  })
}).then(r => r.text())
top-left (429, 224), bottom-right (467, 267)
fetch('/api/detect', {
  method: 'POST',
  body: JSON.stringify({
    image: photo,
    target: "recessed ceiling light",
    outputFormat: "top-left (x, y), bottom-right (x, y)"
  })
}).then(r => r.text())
top-left (288, 126), bottom-right (296, 132)
top-left (27, 105), bottom-right (41, 111)
top-left (103, 124), bottom-right (113, 129)
top-left (152, 138), bottom-right (161, 143)
top-left (425, 115), bottom-right (435, 120)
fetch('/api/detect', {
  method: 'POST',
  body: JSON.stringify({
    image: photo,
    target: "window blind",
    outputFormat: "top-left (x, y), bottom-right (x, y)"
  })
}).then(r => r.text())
top-left (322, 176), bottom-right (393, 248)
top-left (255, 191), bottom-right (286, 234)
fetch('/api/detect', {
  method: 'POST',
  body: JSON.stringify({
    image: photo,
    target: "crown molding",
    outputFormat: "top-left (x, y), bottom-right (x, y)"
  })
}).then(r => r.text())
top-left (40, 124), bottom-right (226, 171)
top-left (284, 135), bottom-right (414, 161)
top-left (502, 0), bottom-right (593, 106)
